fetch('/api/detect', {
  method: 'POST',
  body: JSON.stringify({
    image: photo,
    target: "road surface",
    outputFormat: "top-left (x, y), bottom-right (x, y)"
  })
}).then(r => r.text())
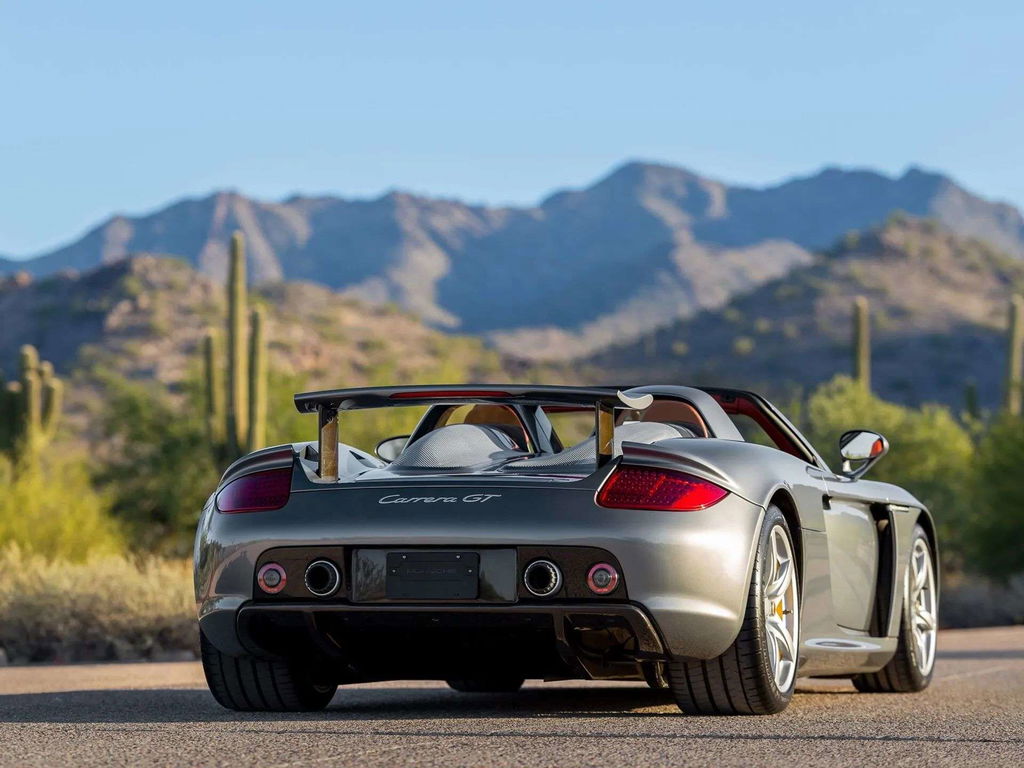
top-left (0, 627), bottom-right (1021, 767)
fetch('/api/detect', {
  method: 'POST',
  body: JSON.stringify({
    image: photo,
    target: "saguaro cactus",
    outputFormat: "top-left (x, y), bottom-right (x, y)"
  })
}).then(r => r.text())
top-left (0, 344), bottom-right (63, 465)
top-left (201, 231), bottom-right (268, 460)
top-left (963, 380), bottom-right (980, 421)
top-left (226, 231), bottom-right (249, 455)
top-left (247, 307), bottom-right (267, 451)
top-left (1005, 294), bottom-right (1024, 417)
top-left (202, 332), bottom-right (225, 446)
top-left (853, 296), bottom-right (871, 391)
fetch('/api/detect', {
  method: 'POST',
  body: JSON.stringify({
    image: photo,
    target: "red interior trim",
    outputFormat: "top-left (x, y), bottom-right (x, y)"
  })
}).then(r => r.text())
top-left (709, 392), bottom-right (804, 460)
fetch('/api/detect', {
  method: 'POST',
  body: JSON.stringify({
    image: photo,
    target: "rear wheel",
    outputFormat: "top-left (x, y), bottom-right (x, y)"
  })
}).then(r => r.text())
top-left (667, 505), bottom-right (800, 715)
top-left (446, 676), bottom-right (525, 693)
top-left (200, 630), bottom-right (337, 712)
top-left (853, 525), bottom-right (936, 693)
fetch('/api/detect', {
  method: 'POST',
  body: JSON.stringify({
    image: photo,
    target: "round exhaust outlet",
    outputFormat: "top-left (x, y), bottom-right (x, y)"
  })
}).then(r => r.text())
top-left (523, 559), bottom-right (562, 598)
top-left (304, 559), bottom-right (341, 597)
top-left (257, 563), bottom-right (287, 594)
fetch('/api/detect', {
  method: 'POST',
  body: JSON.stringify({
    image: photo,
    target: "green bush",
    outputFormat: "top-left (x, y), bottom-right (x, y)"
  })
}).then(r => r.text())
top-left (0, 457), bottom-right (122, 561)
top-left (966, 416), bottom-right (1024, 579)
top-left (95, 376), bottom-right (218, 555)
top-left (0, 546), bottom-right (195, 663)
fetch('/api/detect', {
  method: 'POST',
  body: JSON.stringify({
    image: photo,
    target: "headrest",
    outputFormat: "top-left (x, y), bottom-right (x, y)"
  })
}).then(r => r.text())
top-left (388, 424), bottom-right (520, 470)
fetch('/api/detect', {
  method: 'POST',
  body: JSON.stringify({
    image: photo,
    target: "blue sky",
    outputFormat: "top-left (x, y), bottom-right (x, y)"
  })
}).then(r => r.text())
top-left (2, 1), bottom-right (1022, 256)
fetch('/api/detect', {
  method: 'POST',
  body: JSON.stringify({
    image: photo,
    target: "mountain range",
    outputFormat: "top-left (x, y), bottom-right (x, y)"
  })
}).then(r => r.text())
top-left (3, 161), bottom-right (1023, 360)
top-left (594, 216), bottom-right (1024, 409)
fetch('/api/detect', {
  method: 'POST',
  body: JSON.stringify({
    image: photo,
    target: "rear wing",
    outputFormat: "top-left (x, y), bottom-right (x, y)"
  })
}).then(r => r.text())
top-left (294, 385), bottom-right (654, 481)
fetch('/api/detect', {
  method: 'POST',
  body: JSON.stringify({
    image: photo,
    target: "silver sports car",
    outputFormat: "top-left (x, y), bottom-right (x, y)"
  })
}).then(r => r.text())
top-left (194, 385), bottom-right (939, 715)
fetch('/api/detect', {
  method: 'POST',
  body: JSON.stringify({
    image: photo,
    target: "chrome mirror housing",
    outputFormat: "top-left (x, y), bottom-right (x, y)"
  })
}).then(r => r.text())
top-left (838, 429), bottom-right (888, 479)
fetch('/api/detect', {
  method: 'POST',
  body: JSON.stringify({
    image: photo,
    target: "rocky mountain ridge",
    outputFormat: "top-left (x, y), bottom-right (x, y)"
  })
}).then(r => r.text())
top-left (594, 217), bottom-right (1024, 408)
top-left (4, 161), bottom-right (1022, 360)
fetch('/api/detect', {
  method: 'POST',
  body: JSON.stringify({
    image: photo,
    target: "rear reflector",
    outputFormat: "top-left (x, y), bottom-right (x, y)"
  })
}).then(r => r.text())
top-left (217, 468), bottom-right (292, 513)
top-left (257, 563), bottom-right (287, 594)
top-left (597, 466), bottom-right (728, 511)
top-left (587, 563), bottom-right (620, 595)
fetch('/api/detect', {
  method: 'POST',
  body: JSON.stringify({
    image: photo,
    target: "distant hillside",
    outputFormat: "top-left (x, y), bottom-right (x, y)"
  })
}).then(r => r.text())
top-left (593, 217), bottom-right (1024, 409)
top-left (3, 161), bottom-right (1023, 360)
top-left (0, 256), bottom-right (526, 442)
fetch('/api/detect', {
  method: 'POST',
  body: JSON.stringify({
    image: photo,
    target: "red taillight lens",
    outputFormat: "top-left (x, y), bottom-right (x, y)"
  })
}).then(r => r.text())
top-left (597, 466), bottom-right (728, 511)
top-left (217, 468), bottom-right (292, 513)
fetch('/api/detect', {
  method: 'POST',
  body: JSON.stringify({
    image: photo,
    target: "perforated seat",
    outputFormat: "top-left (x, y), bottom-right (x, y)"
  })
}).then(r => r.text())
top-left (388, 424), bottom-right (523, 470)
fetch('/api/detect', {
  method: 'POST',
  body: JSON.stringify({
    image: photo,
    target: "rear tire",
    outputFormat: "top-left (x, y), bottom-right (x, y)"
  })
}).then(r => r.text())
top-left (446, 676), bottom-right (525, 693)
top-left (852, 525), bottom-right (936, 693)
top-left (200, 630), bottom-right (337, 712)
top-left (667, 505), bottom-right (800, 715)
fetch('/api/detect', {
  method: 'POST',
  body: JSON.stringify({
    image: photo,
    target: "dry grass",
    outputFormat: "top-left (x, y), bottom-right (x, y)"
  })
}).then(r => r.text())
top-left (0, 546), bottom-right (196, 664)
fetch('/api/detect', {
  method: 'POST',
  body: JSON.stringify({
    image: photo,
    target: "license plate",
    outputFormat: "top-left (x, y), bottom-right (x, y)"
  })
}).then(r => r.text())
top-left (385, 551), bottom-right (480, 599)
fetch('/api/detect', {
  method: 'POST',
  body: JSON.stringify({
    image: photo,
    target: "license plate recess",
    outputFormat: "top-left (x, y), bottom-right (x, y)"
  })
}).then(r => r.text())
top-left (385, 551), bottom-right (480, 599)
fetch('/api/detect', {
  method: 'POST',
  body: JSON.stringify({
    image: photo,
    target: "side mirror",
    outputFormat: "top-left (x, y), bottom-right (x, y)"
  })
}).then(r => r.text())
top-left (375, 435), bottom-right (410, 462)
top-left (838, 430), bottom-right (889, 479)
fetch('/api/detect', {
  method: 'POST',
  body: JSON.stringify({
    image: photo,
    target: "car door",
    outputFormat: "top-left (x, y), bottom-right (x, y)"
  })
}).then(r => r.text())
top-left (820, 477), bottom-right (879, 631)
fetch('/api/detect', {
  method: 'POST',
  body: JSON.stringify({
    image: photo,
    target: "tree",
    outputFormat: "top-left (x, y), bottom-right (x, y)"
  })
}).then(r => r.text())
top-left (966, 416), bottom-right (1024, 579)
top-left (95, 376), bottom-right (218, 555)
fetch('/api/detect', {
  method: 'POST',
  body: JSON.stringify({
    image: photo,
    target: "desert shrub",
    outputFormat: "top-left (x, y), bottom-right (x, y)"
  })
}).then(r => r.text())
top-left (732, 336), bottom-right (755, 356)
top-left (0, 457), bottom-right (122, 561)
top-left (0, 546), bottom-right (195, 663)
top-left (965, 416), bottom-right (1024, 579)
top-left (803, 376), bottom-right (974, 566)
top-left (95, 376), bottom-right (218, 555)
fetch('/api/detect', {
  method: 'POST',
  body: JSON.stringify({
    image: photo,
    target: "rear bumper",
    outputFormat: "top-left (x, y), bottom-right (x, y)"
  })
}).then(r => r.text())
top-left (195, 490), bottom-right (765, 661)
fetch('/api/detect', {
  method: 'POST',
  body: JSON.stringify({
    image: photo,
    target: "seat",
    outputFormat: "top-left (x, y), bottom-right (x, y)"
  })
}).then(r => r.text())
top-left (436, 405), bottom-right (530, 450)
top-left (388, 424), bottom-right (523, 470)
top-left (638, 400), bottom-right (708, 437)
top-left (503, 421), bottom-right (695, 472)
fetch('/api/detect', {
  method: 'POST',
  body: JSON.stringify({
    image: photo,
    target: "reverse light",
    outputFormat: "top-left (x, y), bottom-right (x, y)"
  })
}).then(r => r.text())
top-left (217, 468), bottom-right (292, 513)
top-left (596, 466), bottom-right (728, 511)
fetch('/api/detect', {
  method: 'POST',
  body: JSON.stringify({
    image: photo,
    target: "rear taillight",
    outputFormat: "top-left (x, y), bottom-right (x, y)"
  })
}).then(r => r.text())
top-left (217, 468), bottom-right (292, 513)
top-left (596, 465), bottom-right (728, 511)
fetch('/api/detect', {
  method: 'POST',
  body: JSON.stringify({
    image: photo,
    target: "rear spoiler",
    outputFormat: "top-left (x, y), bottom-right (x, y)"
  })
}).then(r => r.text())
top-left (293, 385), bottom-right (654, 481)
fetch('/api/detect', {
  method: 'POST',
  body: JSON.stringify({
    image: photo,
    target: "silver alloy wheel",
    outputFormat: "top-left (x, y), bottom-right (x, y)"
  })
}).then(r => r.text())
top-left (763, 525), bottom-right (799, 693)
top-left (909, 537), bottom-right (937, 676)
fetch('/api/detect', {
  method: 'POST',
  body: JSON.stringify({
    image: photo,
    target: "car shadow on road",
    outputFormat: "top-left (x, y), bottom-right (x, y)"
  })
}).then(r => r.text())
top-left (3, 688), bottom-right (1021, 747)
top-left (3, 687), bottom-right (1022, 747)
top-left (0, 686), bottom-right (682, 724)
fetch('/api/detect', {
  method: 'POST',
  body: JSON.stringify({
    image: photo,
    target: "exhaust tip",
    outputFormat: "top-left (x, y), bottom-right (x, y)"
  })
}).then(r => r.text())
top-left (304, 559), bottom-right (341, 597)
top-left (257, 563), bottom-right (287, 594)
top-left (586, 562), bottom-right (620, 595)
top-left (523, 559), bottom-right (562, 598)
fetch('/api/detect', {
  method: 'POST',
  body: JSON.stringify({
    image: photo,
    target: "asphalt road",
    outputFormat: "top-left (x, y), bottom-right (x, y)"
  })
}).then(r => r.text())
top-left (0, 626), bottom-right (1021, 767)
